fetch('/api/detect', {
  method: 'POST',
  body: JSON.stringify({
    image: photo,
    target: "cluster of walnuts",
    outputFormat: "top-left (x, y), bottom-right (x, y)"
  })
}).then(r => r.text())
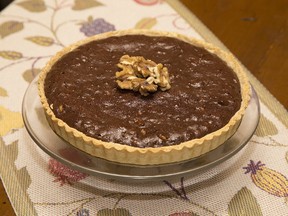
top-left (115, 55), bottom-right (171, 96)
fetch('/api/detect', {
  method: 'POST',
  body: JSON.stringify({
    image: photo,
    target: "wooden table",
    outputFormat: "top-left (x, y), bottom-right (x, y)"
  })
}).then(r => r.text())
top-left (180, 0), bottom-right (288, 109)
top-left (1, 0), bottom-right (287, 215)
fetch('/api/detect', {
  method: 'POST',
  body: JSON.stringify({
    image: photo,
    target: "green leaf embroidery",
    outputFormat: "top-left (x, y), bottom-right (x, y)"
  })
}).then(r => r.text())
top-left (97, 208), bottom-right (132, 216)
top-left (0, 87), bottom-right (8, 97)
top-left (0, 106), bottom-right (23, 136)
top-left (0, 21), bottom-right (24, 38)
top-left (0, 140), bottom-right (35, 215)
top-left (254, 114), bottom-right (278, 137)
top-left (17, 0), bottom-right (47, 12)
top-left (72, 0), bottom-right (103, 10)
top-left (135, 17), bottom-right (157, 29)
top-left (228, 187), bottom-right (263, 216)
top-left (22, 68), bottom-right (41, 83)
top-left (0, 51), bottom-right (23, 60)
top-left (87, 15), bottom-right (94, 22)
top-left (25, 36), bottom-right (54, 46)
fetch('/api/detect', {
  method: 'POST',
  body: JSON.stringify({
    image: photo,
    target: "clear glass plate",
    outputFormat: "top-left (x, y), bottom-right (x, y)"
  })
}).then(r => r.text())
top-left (22, 77), bottom-right (260, 181)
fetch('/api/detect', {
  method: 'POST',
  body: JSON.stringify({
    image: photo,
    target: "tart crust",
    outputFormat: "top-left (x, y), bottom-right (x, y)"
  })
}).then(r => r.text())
top-left (38, 29), bottom-right (250, 165)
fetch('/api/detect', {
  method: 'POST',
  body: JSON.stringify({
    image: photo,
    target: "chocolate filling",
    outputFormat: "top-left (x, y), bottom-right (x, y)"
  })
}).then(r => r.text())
top-left (44, 35), bottom-right (241, 148)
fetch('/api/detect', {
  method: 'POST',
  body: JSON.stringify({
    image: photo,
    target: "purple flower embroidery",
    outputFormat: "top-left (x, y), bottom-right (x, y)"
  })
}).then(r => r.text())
top-left (79, 18), bottom-right (115, 37)
top-left (48, 158), bottom-right (89, 186)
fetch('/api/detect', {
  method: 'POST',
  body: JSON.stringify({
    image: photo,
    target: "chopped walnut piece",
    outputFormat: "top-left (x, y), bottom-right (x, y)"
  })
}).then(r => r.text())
top-left (59, 105), bottom-right (63, 112)
top-left (115, 55), bottom-right (171, 96)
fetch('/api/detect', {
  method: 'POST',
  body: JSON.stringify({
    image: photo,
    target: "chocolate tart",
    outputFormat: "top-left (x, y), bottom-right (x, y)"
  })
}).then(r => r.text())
top-left (38, 30), bottom-right (250, 165)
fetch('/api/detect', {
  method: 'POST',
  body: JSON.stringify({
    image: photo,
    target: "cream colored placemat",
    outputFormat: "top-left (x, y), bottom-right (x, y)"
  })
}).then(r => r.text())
top-left (1, 0), bottom-right (288, 215)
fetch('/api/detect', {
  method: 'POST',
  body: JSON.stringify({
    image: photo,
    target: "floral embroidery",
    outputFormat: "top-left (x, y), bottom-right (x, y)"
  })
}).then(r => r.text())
top-left (79, 17), bottom-right (115, 37)
top-left (48, 158), bottom-right (88, 186)
top-left (243, 160), bottom-right (288, 202)
top-left (164, 177), bottom-right (189, 200)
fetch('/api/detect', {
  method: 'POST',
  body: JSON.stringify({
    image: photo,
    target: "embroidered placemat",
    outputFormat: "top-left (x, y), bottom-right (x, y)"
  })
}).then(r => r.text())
top-left (1, 0), bottom-right (287, 215)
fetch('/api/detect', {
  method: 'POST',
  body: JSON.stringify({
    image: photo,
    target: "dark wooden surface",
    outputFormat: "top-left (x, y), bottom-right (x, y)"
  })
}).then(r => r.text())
top-left (1, 0), bottom-right (288, 215)
top-left (0, 180), bottom-right (15, 216)
top-left (180, 0), bottom-right (288, 109)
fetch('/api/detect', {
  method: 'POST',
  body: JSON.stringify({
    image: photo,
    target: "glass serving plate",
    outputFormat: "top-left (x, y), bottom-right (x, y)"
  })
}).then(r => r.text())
top-left (22, 77), bottom-right (260, 181)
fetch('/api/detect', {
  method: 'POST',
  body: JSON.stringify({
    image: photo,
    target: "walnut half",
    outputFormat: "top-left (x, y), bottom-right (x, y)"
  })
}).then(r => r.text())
top-left (115, 55), bottom-right (171, 96)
